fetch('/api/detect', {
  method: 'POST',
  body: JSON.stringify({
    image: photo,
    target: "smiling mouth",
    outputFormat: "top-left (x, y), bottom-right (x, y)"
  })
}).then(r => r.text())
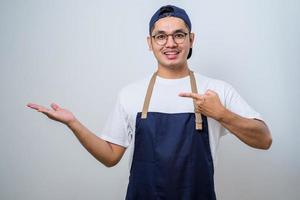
top-left (163, 51), bottom-right (180, 60)
top-left (163, 51), bottom-right (180, 55)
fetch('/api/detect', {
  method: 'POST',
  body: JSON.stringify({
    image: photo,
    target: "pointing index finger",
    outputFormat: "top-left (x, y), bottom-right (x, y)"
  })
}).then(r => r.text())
top-left (179, 92), bottom-right (200, 100)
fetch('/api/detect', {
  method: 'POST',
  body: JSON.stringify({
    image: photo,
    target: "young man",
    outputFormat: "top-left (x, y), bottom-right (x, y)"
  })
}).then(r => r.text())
top-left (27, 5), bottom-right (272, 200)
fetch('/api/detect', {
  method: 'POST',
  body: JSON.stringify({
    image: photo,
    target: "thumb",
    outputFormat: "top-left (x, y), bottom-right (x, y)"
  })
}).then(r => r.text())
top-left (50, 103), bottom-right (61, 111)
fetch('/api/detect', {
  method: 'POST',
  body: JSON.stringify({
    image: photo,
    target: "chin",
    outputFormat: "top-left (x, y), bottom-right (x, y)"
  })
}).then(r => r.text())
top-left (155, 52), bottom-right (188, 69)
top-left (165, 58), bottom-right (186, 67)
top-left (159, 60), bottom-right (185, 70)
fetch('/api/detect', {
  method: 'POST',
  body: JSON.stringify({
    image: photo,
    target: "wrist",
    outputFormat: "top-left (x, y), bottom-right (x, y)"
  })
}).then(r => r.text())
top-left (66, 117), bottom-right (79, 128)
top-left (216, 107), bottom-right (228, 122)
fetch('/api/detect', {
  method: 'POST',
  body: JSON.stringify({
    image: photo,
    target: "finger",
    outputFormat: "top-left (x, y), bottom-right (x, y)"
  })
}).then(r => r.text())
top-left (196, 99), bottom-right (204, 105)
top-left (179, 92), bottom-right (201, 100)
top-left (27, 103), bottom-right (42, 110)
top-left (51, 103), bottom-right (61, 111)
top-left (27, 103), bottom-right (50, 113)
top-left (195, 104), bottom-right (203, 113)
top-left (37, 106), bottom-right (51, 114)
top-left (27, 103), bottom-right (56, 120)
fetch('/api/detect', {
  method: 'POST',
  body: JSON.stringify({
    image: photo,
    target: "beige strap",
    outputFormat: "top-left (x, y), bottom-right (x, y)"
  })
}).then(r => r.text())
top-left (141, 71), bottom-right (157, 119)
top-left (141, 70), bottom-right (203, 130)
top-left (189, 71), bottom-right (203, 130)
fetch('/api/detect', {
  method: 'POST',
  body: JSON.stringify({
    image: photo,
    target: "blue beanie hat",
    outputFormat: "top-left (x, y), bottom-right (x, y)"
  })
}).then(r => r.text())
top-left (149, 5), bottom-right (193, 59)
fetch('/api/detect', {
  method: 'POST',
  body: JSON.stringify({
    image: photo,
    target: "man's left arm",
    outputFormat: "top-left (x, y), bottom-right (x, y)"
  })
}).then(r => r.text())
top-left (217, 107), bottom-right (272, 149)
top-left (179, 90), bottom-right (272, 150)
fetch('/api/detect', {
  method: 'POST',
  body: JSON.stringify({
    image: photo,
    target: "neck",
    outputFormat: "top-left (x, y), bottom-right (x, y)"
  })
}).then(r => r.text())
top-left (156, 63), bottom-right (190, 79)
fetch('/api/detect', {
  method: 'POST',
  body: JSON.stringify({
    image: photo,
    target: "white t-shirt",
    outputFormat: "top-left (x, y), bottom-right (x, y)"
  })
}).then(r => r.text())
top-left (99, 72), bottom-right (262, 168)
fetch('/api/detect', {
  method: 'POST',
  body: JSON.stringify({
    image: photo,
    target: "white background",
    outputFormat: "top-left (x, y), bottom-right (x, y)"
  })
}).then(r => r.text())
top-left (1, 0), bottom-right (299, 199)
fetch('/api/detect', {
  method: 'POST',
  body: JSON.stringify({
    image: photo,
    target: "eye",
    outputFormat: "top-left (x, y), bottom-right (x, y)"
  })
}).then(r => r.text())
top-left (155, 34), bottom-right (167, 40)
top-left (174, 32), bottom-right (186, 39)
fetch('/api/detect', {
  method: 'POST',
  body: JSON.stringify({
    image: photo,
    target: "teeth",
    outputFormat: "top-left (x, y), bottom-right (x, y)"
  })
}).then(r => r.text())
top-left (165, 52), bottom-right (178, 55)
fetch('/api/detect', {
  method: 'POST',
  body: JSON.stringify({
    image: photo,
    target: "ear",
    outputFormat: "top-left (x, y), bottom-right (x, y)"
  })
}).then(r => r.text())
top-left (147, 36), bottom-right (153, 51)
top-left (189, 33), bottom-right (195, 48)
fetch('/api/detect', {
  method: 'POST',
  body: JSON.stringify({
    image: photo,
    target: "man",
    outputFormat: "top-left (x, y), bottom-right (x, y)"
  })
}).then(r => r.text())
top-left (27, 5), bottom-right (272, 200)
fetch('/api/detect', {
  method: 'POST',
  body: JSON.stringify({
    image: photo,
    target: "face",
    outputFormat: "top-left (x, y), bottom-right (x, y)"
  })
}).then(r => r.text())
top-left (147, 17), bottom-right (194, 70)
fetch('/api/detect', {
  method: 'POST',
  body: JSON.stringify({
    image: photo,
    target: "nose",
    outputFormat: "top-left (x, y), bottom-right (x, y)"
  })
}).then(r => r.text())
top-left (165, 35), bottom-right (177, 47)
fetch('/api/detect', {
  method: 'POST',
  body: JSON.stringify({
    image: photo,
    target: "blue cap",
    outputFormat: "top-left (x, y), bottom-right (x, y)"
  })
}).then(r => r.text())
top-left (149, 5), bottom-right (192, 34)
top-left (149, 5), bottom-right (193, 59)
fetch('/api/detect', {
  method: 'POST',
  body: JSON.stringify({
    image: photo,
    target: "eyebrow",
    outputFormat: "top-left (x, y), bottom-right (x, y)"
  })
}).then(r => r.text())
top-left (152, 29), bottom-right (188, 36)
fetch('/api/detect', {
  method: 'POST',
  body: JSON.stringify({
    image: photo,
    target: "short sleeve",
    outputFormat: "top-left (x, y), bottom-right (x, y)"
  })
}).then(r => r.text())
top-left (98, 93), bottom-right (133, 148)
top-left (223, 83), bottom-right (264, 135)
top-left (224, 84), bottom-right (263, 120)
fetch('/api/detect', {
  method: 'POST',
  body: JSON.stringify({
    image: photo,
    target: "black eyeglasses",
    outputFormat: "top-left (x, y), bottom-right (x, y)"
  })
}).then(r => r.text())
top-left (151, 32), bottom-right (189, 46)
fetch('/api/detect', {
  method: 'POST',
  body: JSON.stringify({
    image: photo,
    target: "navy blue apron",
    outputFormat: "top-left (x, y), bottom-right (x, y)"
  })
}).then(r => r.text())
top-left (125, 71), bottom-right (216, 200)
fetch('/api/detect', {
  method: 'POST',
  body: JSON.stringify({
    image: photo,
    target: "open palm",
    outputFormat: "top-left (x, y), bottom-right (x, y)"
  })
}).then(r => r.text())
top-left (27, 103), bottom-right (76, 125)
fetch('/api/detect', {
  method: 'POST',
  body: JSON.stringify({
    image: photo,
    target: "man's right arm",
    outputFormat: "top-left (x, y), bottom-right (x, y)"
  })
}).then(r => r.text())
top-left (27, 102), bottom-right (126, 167)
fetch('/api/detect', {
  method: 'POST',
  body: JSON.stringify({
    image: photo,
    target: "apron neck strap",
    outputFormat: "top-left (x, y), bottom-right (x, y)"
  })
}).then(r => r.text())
top-left (189, 70), bottom-right (203, 130)
top-left (141, 70), bottom-right (203, 130)
top-left (141, 71), bottom-right (158, 119)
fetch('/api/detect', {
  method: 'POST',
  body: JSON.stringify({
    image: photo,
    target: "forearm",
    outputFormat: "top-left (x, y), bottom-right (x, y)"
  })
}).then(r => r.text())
top-left (66, 119), bottom-right (120, 167)
top-left (218, 109), bottom-right (272, 149)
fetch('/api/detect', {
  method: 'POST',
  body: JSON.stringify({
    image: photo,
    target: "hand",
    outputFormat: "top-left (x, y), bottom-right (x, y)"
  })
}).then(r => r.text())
top-left (179, 89), bottom-right (226, 121)
top-left (27, 102), bottom-right (77, 125)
